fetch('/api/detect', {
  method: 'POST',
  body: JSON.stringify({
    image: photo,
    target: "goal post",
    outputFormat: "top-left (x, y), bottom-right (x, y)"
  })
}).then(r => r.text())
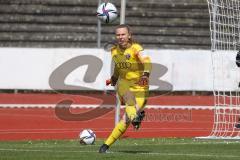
top-left (197, 0), bottom-right (240, 139)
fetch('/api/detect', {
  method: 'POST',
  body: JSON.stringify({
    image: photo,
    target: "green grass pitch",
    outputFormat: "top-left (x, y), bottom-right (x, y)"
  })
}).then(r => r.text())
top-left (1, 138), bottom-right (240, 160)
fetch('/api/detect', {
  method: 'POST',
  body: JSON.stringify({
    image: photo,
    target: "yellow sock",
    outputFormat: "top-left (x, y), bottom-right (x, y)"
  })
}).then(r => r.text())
top-left (105, 120), bottom-right (129, 146)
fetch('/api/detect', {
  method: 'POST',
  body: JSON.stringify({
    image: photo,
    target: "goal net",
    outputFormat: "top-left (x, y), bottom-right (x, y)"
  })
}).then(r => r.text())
top-left (199, 0), bottom-right (240, 139)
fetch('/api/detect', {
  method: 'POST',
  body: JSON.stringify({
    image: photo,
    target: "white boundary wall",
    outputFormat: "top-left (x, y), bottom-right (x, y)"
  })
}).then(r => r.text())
top-left (0, 48), bottom-right (238, 91)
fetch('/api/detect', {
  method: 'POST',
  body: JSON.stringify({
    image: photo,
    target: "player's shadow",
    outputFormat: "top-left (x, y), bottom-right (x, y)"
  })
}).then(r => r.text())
top-left (117, 150), bottom-right (150, 154)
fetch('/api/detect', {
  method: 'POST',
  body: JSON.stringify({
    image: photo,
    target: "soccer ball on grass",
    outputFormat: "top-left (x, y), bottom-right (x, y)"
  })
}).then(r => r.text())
top-left (79, 129), bottom-right (96, 145)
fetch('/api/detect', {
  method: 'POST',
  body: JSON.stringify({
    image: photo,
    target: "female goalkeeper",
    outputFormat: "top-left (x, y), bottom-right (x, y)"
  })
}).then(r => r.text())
top-left (99, 24), bottom-right (152, 153)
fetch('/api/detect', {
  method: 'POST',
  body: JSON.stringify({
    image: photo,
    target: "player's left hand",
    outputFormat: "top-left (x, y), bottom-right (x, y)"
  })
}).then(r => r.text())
top-left (137, 75), bottom-right (149, 86)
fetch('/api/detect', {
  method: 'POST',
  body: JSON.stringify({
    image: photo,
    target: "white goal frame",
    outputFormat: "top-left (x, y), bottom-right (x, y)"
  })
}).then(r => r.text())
top-left (197, 0), bottom-right (240, 139)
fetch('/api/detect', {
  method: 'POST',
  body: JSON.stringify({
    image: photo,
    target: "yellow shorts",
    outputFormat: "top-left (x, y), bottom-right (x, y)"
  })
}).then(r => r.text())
top-left (117, 79), bottom-right (149, 121)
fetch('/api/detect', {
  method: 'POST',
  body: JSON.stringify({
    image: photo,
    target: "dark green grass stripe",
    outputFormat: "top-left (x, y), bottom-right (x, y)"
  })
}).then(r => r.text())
top-left (0, 148), bottom-right (240, 159)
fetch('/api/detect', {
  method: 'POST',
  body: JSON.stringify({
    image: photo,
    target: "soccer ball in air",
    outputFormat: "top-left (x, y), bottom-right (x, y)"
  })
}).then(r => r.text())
top-left (79, 129), bottom-right (96, 145)
top-left (97, 2), bottom-right (118, 24)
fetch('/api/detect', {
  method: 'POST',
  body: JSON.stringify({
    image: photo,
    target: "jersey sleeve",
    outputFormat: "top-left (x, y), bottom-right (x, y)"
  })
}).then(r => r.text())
top-left (133, 43), bottom-right (151, 73)
top-left (133, 43), bottom-right (143, 53)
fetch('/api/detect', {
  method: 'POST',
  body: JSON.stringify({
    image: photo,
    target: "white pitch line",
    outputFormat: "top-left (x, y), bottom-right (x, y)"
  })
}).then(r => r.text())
top-left (133, 152), bottom-right (240, 158)
top-left (0, 148), bottom-right (239, 158)
top-left (0, 104), bottom-right (215, 110)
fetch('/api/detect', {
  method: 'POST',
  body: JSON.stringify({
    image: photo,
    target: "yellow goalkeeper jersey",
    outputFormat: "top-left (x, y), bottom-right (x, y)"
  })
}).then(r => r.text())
top-left (111, 43), bottom-right (144, 82)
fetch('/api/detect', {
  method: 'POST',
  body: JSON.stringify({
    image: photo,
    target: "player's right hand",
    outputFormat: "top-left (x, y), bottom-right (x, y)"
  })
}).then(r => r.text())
top-left (106, 76), bottom-right (118, 86)
top-left (106, 79), bottom-right (111, 86)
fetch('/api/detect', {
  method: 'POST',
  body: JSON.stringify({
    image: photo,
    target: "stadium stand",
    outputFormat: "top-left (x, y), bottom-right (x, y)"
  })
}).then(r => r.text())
top-left (0, 0), bottom-right (210, 49)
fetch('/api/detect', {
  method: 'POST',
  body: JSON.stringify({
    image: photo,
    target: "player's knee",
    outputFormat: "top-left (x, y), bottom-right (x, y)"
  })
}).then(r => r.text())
top-left (136, 99), bottom-right (147, 110)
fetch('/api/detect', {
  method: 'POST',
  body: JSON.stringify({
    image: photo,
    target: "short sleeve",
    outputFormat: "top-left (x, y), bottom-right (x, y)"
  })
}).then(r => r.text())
top-left (133, 43), bottom-right (143, 52)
